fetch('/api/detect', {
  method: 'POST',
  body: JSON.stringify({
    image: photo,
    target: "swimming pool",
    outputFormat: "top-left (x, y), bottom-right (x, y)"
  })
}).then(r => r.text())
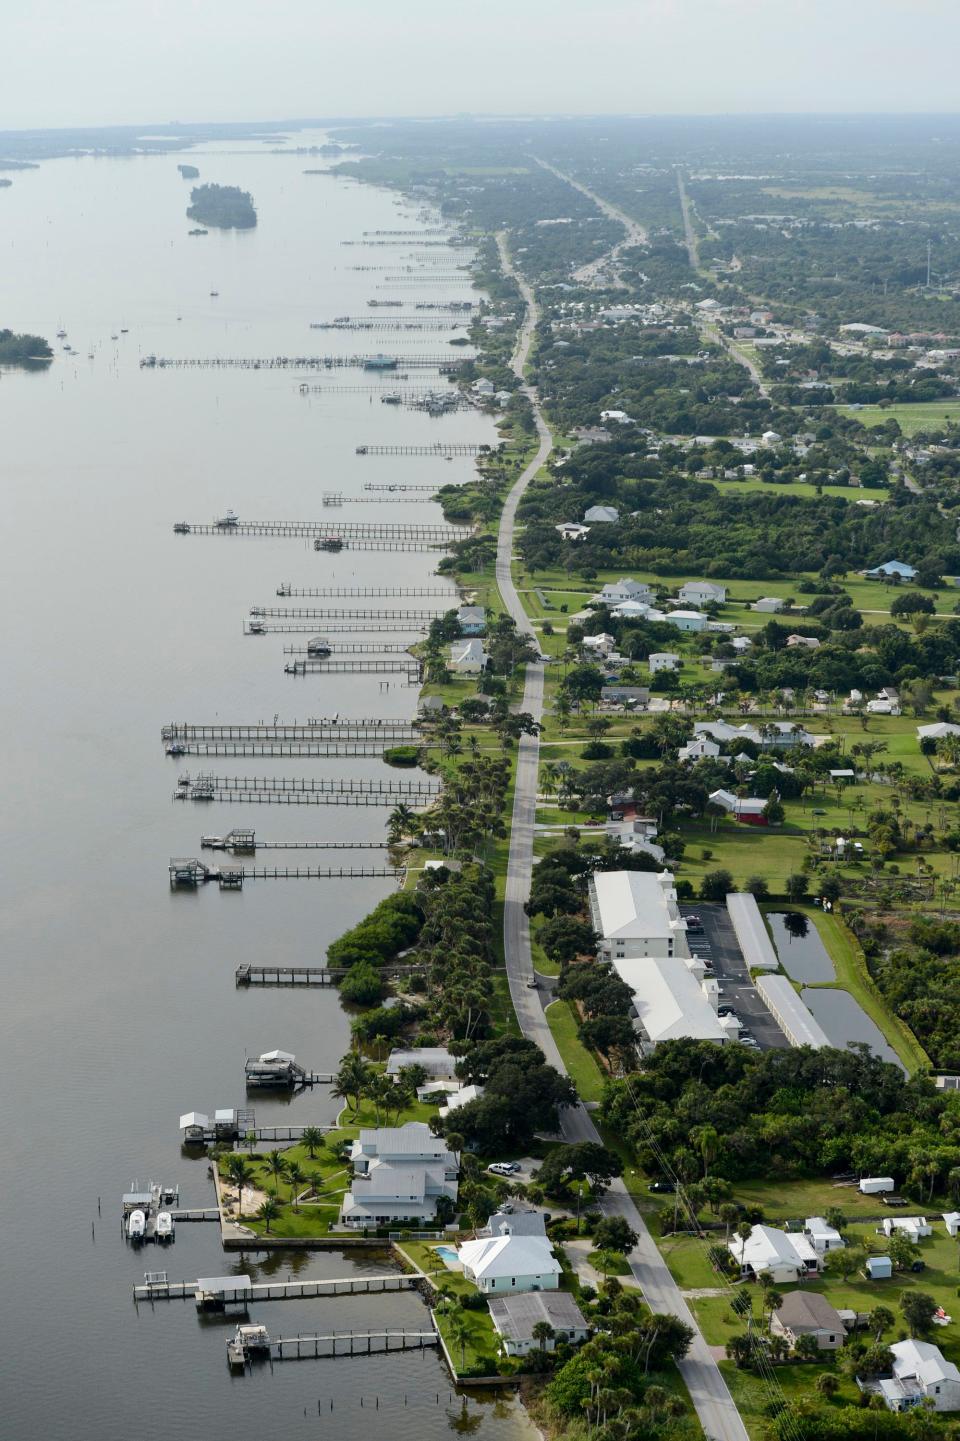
top-left (433, 1245), bottom-right (461, 1267)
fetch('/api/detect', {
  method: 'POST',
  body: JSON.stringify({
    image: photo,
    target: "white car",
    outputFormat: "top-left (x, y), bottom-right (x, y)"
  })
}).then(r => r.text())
top-left (488, 1162), bottom-right (520, 1177)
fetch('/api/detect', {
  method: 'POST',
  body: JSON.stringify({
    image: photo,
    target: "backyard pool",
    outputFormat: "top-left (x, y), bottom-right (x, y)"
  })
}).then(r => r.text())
top-left (433, 1245), bottom-right (462, 1268)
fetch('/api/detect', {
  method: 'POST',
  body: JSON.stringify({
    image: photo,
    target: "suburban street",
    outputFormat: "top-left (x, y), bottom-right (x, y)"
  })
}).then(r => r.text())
top-left (534, 160), bottom-right (648, 287)
top-left (495, 234), bottom-right (750, 1441)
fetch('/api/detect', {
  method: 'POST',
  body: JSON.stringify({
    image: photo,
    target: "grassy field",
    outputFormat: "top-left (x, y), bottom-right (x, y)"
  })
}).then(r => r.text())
top-left (545, 999), bottom-right (607, 1102)
top-left (836, 399), bottom-right (960, 436)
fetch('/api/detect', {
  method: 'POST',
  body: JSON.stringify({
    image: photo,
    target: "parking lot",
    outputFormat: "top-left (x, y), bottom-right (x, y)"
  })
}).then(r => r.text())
top-left (682, 903), bottom-right (790, 1051)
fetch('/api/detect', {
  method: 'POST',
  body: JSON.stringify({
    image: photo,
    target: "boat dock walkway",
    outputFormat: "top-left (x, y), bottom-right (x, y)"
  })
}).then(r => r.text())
top-left (271, 1329), bottom-right (438, 1362)
top-left (284, 658), bottom-right (421, 680)
top-left (133, 1274), bottom-right (420, 1304)
top-left (145, 355), bottom-right (463, 371)
top-left (362, 484), bottom-right (443, 493)
top-left (247, 621), bottom-right (428, 634)
top-left (321, 492), bottom-right (434, 505)
top-left (282, 643), bottom-right (414, 656)
top-left (310, 320), bottom-right (461, 332)
top-left (275, 585), bottom-right (453, 598)
top-left (236, 961), bottom-right (425, 986)
top-left (170, 859), bottom-right (402, 887)
top-left (253, 605), bottom-right (442, 619)
top-left (171, 739), bottom-right (403, 757)
top-left (163, 720), bottom-right (419, 741)
top-left (175, 520), bottom-right (470, 541)
top-left (355, 443), bottom-right (487, 457)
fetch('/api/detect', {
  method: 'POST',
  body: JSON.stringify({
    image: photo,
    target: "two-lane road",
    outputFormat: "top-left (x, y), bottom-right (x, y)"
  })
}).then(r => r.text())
top-left (493, 232), bottom-right (749, 1441)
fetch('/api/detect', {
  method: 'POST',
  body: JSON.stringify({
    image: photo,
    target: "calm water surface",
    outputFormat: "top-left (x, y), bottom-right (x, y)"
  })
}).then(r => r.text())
top-left (766, 912), bottom-right (836, 983)
top-left (800, 989), bottom-right (905, 1070)
top-left (0, 134), bottom-right (533, 1441)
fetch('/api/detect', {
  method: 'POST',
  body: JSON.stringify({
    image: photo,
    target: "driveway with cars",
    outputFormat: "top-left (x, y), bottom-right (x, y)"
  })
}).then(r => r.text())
top-left (683, 903), bottom-right (790, 1051)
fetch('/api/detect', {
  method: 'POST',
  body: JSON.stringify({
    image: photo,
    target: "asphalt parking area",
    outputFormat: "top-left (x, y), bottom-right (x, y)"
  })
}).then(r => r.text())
top-left (682, 903), bottom-right (790, 1051)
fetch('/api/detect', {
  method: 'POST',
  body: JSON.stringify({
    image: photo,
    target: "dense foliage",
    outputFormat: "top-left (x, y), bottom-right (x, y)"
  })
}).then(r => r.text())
top-left (187, 183), bottom-right (256, 229)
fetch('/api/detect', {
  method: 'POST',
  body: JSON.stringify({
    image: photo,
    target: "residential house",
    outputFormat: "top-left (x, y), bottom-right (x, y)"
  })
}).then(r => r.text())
top-left (708, 788), bottom-right (769, 825)
top-left (457, 605), bottom-right (486, 636)
top-left (448, 638), bottom-right (488, 674)
top-left (762, 430), bottom-right (783, 445)
top-left (729, 1225), bottom-right (821, 1284)
top-left (943, 1212), bottom-right (960, 1238)
top-left (878, 1341), bottom-right (960, 1412)
top-left (484, 1208), bottom-right (548, 1239)
top-left (752, 596), bottom-right (786, 613)
top-left (600, 409), bottom-right (634, 425)
top-left (488, 1292), bottom-right (590, 1357)
top-left (648, 651), bottom-right (680, 674)
top-left (439, 1084), bottom-right (484, 1118)
top-left (666, 608), bottom-right (708, 633)
top-left (918, 723), bottom-right (960, 742)
top-left (418, 695), bottom-right (446, 718)
top-left (867, 687), bottom-right (901, 716)
top-left (584, 505), bottom-right (620, 524)
top-left (588, 870), bottom-right (689, 961)
top-left (340, 1123), bottom-right (458, 1230)
top-left (582, 632), bottom-right (617, 658)
top-left (596, 578), bottom-right (654, 606)
top-left (606, 818), bottom-right (666, 863)
top-left (678, 581), bottom-right (727, 606)
top-left (678, 736), bottom-right (721, 764)
top-left (865, 560), bottom-right (917, 581)
top-left (386, 1047), bottom-right (458, 1081)
top-left (555, 523), bottom-right (590, 542)
top-left (770, 1291), bottom-right (846, 1353)
top-left (804, 1217), bottom-right (846, 1254)
top-left (883, 1216), bottom-right (932, 1242)
top-left (600, 685), bottom-right (649, 709)
top-left (614, 600), bottom-right (665, 622)
top-left (787, 634), bottom-right (820, 650)
top-left (457, 1233), bottom-right (561, 1294)
top-left (694, 720), bottom-right (815, 749)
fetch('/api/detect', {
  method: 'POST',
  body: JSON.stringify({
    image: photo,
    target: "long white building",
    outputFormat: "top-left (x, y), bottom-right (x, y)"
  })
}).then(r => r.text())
top-left (588, 871), bottom-right (689, 961)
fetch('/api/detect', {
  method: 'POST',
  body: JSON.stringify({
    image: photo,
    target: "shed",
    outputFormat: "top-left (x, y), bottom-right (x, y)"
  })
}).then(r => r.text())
top-left (866, 1255), bottom-right (893, 1280)
top-left (944, 1212), bottom-right (960, 1238)
top-left (196, 1275), bottom-right (254, 1307)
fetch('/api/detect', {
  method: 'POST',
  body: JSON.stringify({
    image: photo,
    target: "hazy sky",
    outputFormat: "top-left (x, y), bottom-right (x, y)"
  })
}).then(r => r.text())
top-left (4, 0), bottom-right (959, 130)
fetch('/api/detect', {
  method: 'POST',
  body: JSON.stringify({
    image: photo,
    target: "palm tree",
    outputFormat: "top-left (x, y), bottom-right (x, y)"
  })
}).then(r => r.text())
top-left (331, 1052), bottom-right (373, 1114)
top-left (286, 1160), bottom-right (304, 1209)
top-left (447, 1304), bottom-right (469, 1371)
top-left (387, 803), bottom-right (415, 844)
top-left (264, 1150), bottom-right (288, 1196)
top-left (257, 1197), bottom-right (280, 1234)
top-left (816, 1373), bottom-right (840, 1399)
top-left (531, 1321), bottom-right (555, 1352)
top-left (300, 1126), bottom-right (325, 1160)
top-left (225, 1155), bottom-right (254, 1218)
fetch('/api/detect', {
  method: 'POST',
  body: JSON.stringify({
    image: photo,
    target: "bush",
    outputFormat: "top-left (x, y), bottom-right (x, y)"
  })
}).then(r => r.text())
top-left (382, 745), bottom-right (421, 767)
top-left (338, 961), bottom-right (384, 1006)
top-left (700, 869), bottom-right (735, 902)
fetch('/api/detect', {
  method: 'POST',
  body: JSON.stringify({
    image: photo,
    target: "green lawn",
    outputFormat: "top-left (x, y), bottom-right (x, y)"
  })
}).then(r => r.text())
top-left (835, 399), bottom-right (960, 436)
top-left (545, 999), bottom-right (607, 1102)
top-left (732, 1176), bottom-right (905, 1223)
top-left (658, 1233), bottom-right (728, 1290)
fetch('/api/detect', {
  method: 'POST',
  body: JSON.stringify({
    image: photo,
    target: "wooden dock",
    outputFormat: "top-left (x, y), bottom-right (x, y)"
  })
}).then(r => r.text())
top-left (163, 720), bottom-right (419, 741)
top-left (282, 644), bottom-right (414, 656)
top-left (171, 739), bottom-right (401, 757)
top-left (170, 859), bottom-right (402, 887)
top-left (237, 961), bottom-right (425, 986)
top-left (275, 585), bottom-right (454, 598)
top-left (252, 605), bottom-right (444, 619)
top-left (175, 774), bottom-right (436, 803)
top-left (247, 621), bottom-right (428, 634)
top-left (271, 1329), bottom-right (437, 1361)
top-left (362, 484), bottom-right (444, 494)
top-left (284, 658), bottom-right (421, 681)
top-left (134, 1273), bottom-right (419, 1303)
top-left (175, 519), bottom-right (470, 540)
top-left (144, 354), bottom-right (464, 371)
top-left (355, 443), bottom-right (487, 457)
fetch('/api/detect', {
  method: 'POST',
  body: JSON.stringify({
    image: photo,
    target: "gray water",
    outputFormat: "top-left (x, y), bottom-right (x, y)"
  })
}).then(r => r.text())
top-left (0, 133), bottom-right (533, 1441)
top-left (766, 912), bottom-right (836, 983)
top-left (800, 989), bottom-right (905, 1070)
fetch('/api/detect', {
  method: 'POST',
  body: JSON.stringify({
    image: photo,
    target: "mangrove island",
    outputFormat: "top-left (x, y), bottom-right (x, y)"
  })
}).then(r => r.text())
top-left (186, 182), bottom-right (256, 229)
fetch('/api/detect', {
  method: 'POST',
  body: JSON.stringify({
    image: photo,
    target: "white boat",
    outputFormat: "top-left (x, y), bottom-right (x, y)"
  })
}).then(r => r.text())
top-left (56, 328), bottom-right (67, 339)
top-left (127, 1209), bottom-right (145, 1241)
top-left (156, 1211), bottom-right (173, 1241)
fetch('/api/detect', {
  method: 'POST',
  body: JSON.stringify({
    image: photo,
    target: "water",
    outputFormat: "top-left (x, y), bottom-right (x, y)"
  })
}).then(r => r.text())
top-left (800, 989), bottom-right (905, 1070)
top-left (0, 133), bottom-right (532, 1441)
top-left (766, 912), bottom-right (836, 983)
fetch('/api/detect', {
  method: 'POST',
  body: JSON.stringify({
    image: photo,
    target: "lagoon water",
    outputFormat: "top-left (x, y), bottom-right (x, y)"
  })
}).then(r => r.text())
top-left (0, 133), bottom-right (533, 1441)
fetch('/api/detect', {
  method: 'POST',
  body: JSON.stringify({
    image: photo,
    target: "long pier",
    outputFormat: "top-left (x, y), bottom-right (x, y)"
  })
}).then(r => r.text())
top-left (170, 858), bottom-right (401, 886)
top-left (171, 739), bottom-right (404, 757)
top-left (282, 644), bottom-right (414, 656)
top-left (362, 483), bottom-right (442, 493)
top-left (355, 443), bottom-right (488, 457)
top-left (164, 721), bottom-right (418, 740)
top-left (143, 355), bottom-right (465, 371)
top-left (321, 493), bottom-right (436, 505)
top-left (179, 775), bottom-right (436, 796)
top-left (133, 1274), bottom-right (420, 1303)
top-left (275, 585), bottom-right (454, 598)
top-left (285, 659), bottom-right (421, 681)
top-left (252, 606), bottom-right (442, 620)
top-left (270, 1329), bottom-right (437, 1362)
top-left (175, 520), bottom-right (470, 540)
top-left (247, 622), bottom-right (428, 635)
top-left (309, 320), bottom-right (463, 332)
top-left (237, 962), bottom-right (425, 986)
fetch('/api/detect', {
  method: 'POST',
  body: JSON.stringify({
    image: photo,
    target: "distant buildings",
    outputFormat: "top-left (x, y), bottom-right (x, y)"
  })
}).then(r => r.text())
top-left (865, 559), bottom-right (917, 581)
top-left (752, 596), bottom-right (786, 613)
top-left (648, 652), bottom-right (680, 674)
top-left (665, 608), bottom-right (708, 633)
top-left (583, 505), bottom-right (620, 524)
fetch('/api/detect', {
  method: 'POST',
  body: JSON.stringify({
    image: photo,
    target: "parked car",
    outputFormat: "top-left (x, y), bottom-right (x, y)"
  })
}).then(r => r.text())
top-left (717, 1005), bottom-right (735, 1017)
top-left (488, 1162), bottom-right (521, 1177)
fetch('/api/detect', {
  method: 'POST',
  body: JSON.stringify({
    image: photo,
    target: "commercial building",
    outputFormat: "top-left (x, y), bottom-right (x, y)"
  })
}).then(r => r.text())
top-left (619, 954), bottom-right (729, 1049)
top-left (726, 893), bottom-right (780, 971)
top-left (755, 974), bottom-right (830, 1049)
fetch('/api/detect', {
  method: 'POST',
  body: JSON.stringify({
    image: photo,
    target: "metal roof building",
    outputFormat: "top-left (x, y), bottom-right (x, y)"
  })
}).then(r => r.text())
top-left (726, 893), bottom-right (780, 971)
top-left (755, 974), bottom-right (830, 1049)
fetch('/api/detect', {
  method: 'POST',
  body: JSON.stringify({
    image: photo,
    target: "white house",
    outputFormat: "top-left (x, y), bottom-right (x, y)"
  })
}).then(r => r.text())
top-left (600, 409), bottom-right (634, 425)
top-left (879, 1341), bottom-right (960, 1412)
top-left (865, 560), bottom-right (917, 581)
top-left (597, 578), bottom-right (653, 605)
top-left (678, 736), bottom-right (721, 764)
top-left (666, 608), bottom-right (708, 633)
top-left (488, 1292), bottom-right (590, 1357)
top-left (457, 1233), bottom-right (561, 1294)
top-left (883, 1216), bottom-right (932, 1242)
top-left (709, 788), bottom-right (768, 822)
top-left (729, 1225), bottom-right (820, 1284)
top-left (804, 1216), bottom-right (845, 1254)
top-left (386, 1047), bottom-right (458, 1081)
top-left (679, 581), bottom-right (727, 606)
top-left (918, 723), bottom-right (960, 742)
top-left (787, 634), bottom-right (820, 650)
top-left (606, 818), bottom-right (665, 863)
top-left (752, 597), bottom-right (786, 613)
top-left (694, 720), bottom-right (815, 750)
top-left (582, 632), bottom-right (617, 658)
top-left (584, 505), bottom-right (620, 524)
top-left (449, 638), bottom-right (488, 674)
top-left (439, 1084), bottom-right (484, 1118)
top-left (555, 523), bottom-right (590, 542)
top-left (648, 652), bottom-right (680, 674)
top-left (457, 605), bottom-right (486, 636)
top-left (762, 430), bottom-right (782, 445)
top-left (340, 1123), bottom-right (458, 1230)
top-left (588, 870), bottom-right (689, 961)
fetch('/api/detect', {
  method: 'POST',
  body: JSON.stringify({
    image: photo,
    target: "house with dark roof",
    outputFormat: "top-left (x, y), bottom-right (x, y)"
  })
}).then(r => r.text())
top-left (770, 1290), bottom-right (846, 1351)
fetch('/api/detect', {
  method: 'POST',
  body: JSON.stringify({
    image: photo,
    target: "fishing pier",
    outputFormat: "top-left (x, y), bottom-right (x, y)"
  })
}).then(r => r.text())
top-left (251, 605), bottom-right (442, 620)
top-left (354, 443), bottom-right (487, 456)
top-left (133, 1273), bottom-right (420, 1305)
top-left (236, 961), bottom-right (425, 987)
top-left (173, 774), bottom-right (436, 805)
top-left (169, 858), bottom-right (402, 888)
top-left (163, 720), bottom-right (419, 741)
top-left (178, 1109), bottom-right (338, 1144)
top-left (275, 585), bottom-right (454, 598)
top-left (174, 519), bottom-right (471, 542)
top-left (143, 354), bottom-right (464, 371)
top-left (284, 658), bottom-right (421, 681)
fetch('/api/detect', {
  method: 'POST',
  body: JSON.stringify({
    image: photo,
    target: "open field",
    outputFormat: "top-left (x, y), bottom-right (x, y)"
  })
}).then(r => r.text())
top-left (545, 998), bottom-right (607, 1102)
top-left (837, 399), bottom-right (960, 435)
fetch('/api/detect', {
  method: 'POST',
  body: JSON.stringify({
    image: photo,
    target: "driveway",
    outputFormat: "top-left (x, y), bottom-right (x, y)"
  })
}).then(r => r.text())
top-left (684, 904), bottom-right (789, 1050)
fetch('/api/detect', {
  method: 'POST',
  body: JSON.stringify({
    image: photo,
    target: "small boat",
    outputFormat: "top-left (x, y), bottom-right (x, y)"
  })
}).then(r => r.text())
top-left (381, 392), bottom-right (402, 404)
top-left (127, 1210), bottom-right (145, 1241)
top-left (56, 328), bottom-right (67, 339)
top-left (177, 775), bottom-right (191, 788)
top-left (210, 289), bottom-right (219, 297)
top-left (111, 334), bottom-right (118, 340)
top-left (173, 521), bottom-right (190, 533)
top-left (201, 835), bottom-right (226, 849)
top-left (307, 636), bottom-right (331, 657)
top-left (156, 1211), bottom-right (173, 1241)
top-left (315, 536), bottom-right (343, 553)
top-left (120, 328), bottom-right (129, 334)
top-left (87, 351), bottom-right (94, 359)
top-left (247, 619), bottom-right (266, 634)
top-left (165, 742), bottom-right (187, 757)
top-left (216, 509), bottom-right (239, 528)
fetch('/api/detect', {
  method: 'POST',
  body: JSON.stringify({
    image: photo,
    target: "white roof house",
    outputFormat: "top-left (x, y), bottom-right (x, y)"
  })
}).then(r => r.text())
top-left (678, 736), bottom-right (721, 763)
top-left (918, 723), bottom-right (960, 742)
top-left (678, 581), bottom-right (727, 605)
top-left (883, 1216), bottom-right (932, 1241)
top-left (386, 1047), bottom-right (458, 1080)
top-left (709, 788), bottom-right (767, 818)
top-left (752, 597), bottom-right (786, 613)
top-left (588, 870), bottom-right (689, 960)
top-left (944, 1212), bottom-right (960, 1238)
top-left (584, 505), bottom-right (620, 524)
top-left (729, 1225), bottom-right (820, 1284)
top-left (457, 1234), bottom-right (561, 1294)
top-left (865, 560), bottom-right (917, 580)
top-left (449, 638), bottom-right (488, 674)
top-left (648, 652), bottom-right (680, 673)
top-left (880, 1341), bottom-right (960, 1412)
top-left (597, 578), bottom-right (653, 605)
top-left (666, 608), bottom-right (708, 633)
top-left (694, 720), bottom-right (815, 749)
top-left (606, 819), bottom-right (665, 863)
top-left (555, 522), bottom-right (591, 541)
top-left (488, 1292), bottom-right (589, 1356)
top-left (804, 1216), bottom-right (845, 1253)
top-left (618, 955), bottom-right (728, 1049)
top-left (439, 1084), bottom-right (484, 1117)
top-left (340, 1123), bottom-right (458, 1229)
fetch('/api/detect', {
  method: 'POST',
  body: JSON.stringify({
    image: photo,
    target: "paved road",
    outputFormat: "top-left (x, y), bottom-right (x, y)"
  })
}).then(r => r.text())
top-left (494, 233), bottom-right (749, 1441)
top-left (534, 160), bottom-right (648, 287)
top-left (676, 169), bottom-right (701, 271)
